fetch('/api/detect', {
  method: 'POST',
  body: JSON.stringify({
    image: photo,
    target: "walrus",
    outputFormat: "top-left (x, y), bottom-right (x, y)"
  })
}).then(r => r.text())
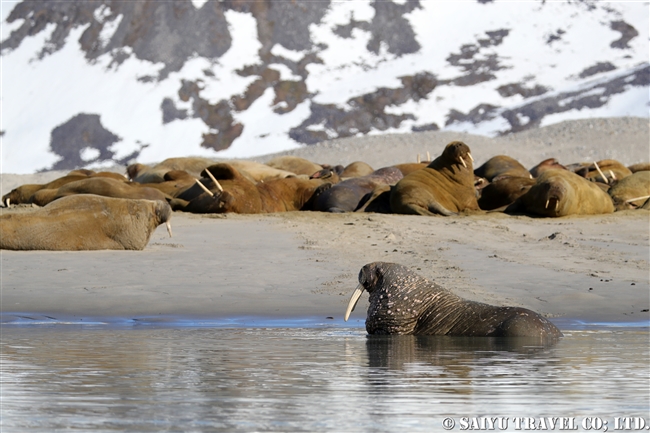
top-left (584, 159), bottom-right (632, 184)
top-left (628, 162), bottom-right (650, 173)
top-left (265, 156), bottom-right (323, 176)
top-left (310, 167), bottom-right (403, 213)
top-left (172, 163), bottom-right (333, 214)
top-left (474, 155), bottom-right (531, 181)
top-left (390, 141), bottom-right (479, 216)
top-left (608, 171), bottom-right (650, 210)
top-left (529, 158), bottom-right (567, 178)
top-left (478, 176), bottom-right (536, 211)
top-left (344, 262), bottom-right (563, 338)
top-left (2, 170), bottom-right (127, 206)
top-left (392, 162), bottom-right (427, 176)
top-left (506, 169), bottom-right (615, 217)
top-left (30, 177), bottom-right (170, 206)
top-left (340, 161), bottom-right (375, 178)
top-left (0, 194), bottom-right (172, 251)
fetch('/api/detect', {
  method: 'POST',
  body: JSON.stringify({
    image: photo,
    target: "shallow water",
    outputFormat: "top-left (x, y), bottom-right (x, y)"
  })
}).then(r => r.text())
top-left (1, 325), bottom-right (649, 432)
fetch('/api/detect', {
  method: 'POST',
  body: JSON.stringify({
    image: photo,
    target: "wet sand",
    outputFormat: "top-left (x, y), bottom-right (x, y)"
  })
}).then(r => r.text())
top-left (1, 118), bottom-right (649, 327)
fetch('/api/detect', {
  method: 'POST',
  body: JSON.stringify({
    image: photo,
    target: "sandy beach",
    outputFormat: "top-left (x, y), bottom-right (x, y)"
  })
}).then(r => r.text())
top-left (1, 117), bottom-right (648, 327)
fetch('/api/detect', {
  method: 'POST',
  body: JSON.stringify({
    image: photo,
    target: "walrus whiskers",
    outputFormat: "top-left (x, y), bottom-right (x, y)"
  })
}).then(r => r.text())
top-left (344, 284), bottom-right (365, 321)
top-left (625, 195), bottom-right (650, 203)
top-left (194, 179), bottom-right (214, 197)
top-left (205, 170), bottom-right (224, 192)
top-left (593, 161), bottom-right (609, 184)
top-left (459, 156), bottom-right (467, 168)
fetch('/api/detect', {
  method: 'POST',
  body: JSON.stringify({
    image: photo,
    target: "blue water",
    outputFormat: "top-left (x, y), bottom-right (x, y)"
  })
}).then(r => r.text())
top-left (1, 322), bottom-right (648, 432)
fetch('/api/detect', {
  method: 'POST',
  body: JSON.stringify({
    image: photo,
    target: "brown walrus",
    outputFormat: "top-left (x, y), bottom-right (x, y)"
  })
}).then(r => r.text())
top-left (608, 171), bottom-right (650, 210)
top-left (310, 167), bottom-right (403, 213)
top-left (506, 169), bottom-right (615, 217)
top-left (265, 156), bottom-right (323, 176)
top-left (172, 163), bottom-right (334, 214)
top-left (344, 262), bottom-right (562, 338)
top-left (30, 177), bottom-right (170, 206)
top-left (628, 162), bottom-right (650, 173)
top-left (0, 194), bottom-right (172, 251)
top-left (474, 155), bottom-right (531, 181)
top-left (529, 158), bottom-right (567, 178)
top-left (340, 161), bottom-right (375, 178)
top-left (390, 141), bottom-right (479, 216)
top-left (584, 159), bottom-right (632, 184)
top-left (2, 171), bottom-right (128, 206)
top-left (478, 176), bottom-right (536, 211)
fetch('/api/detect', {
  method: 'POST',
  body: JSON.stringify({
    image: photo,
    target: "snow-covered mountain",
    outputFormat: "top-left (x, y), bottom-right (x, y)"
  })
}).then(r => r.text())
top-left (1, 0), bottom-right (648, 174)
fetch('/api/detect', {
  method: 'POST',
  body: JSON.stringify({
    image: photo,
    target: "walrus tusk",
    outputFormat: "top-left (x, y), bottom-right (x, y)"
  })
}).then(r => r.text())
top-left (545, 199), bottom-right (549, 209)
top-left (609, 170), bottom-right (616, 181)
top-left (344, 284), bottom-right (365, 322)
top-left (625, 195), bottom-right (650, 203)
top-left (205, 170), bottom-right (224, 192)
top-left (195, 179), bottom-right (214, 197)
top-left (459, 156), bottom-right (467, 168)
top-left (555, 200), bottom-right (559, 210)
top-left (468, 153), bottom-right (474, 162)
top-left (417, 154), bottom-right (421, 164)
top-left (593, 161), bottom-right (608, 184)
top-left (5, 198), bottom-right (9, 207)
top-left (426, 151), bottom-right (430, 161)
top-left (166, 221), bottom-right (173, 238)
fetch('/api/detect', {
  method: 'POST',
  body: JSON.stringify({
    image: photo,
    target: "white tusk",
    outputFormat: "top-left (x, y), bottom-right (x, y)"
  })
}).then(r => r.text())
top-left (5, 198), bottom-right (9, 207)
top-left (166, 221), bottom-right (173, 238)
top-left (195, 179), bottom-right (214, 197)
top-left (426, 151), bottom-right (430, 161)
top-left (459, 156), bottom-right (467, 168)
top-left (555, 200), bottom-right (559, 210)
top-left (344, 284), bottom-right (365, 322)
top-left (468, 153), bottom-right (474, 162)
top-left (625, 195), bottom-right (650, 203)
top-left (545, 199), bottom-right (549, 209)
top-left (417, 154), bottom-right (421, 164)
top-left (205, 170), bottom-right (224, 192)
top-left (593, 161), bottom-right (608, 184)
top-left (609, 170), bottom-right (616, 181)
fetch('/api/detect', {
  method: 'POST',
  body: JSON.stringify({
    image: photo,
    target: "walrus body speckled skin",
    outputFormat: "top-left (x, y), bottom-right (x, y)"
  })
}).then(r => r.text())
top-left (346, 262), bottom-right (563, 338)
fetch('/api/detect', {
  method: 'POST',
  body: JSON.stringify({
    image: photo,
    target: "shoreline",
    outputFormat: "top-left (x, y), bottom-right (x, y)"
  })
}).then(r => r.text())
top-left (1, 117), bottom-right (648, 331)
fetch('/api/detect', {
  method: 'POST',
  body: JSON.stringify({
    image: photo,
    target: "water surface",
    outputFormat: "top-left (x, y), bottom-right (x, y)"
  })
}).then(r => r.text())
top-left (1, 326), bottom-right (648, 432)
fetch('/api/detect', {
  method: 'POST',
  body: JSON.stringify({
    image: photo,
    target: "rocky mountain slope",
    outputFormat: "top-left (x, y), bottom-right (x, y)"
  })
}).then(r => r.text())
top-left (1, 0), bottom-right (648, 173)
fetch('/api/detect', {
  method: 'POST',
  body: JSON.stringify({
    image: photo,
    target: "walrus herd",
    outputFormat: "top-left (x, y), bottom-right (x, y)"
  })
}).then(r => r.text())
top-left (3, 141), bottom-right (647, 337)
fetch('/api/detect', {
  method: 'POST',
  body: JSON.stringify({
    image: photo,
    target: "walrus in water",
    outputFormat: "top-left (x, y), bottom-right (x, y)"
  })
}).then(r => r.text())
top-left (506, 169), bottom-right (615, 217)
top-left (0, 195), bottom-right (172, 251)
top-left (310, 167), bottom-right (403, 213)
top-left (344, 262), bottom-right (562, 338)
top-left (390, 141), bottom-right (479, 216)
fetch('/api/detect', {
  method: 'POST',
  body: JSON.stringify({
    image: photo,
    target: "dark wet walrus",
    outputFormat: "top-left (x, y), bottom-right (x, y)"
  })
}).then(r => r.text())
top-left (345, 262), bottom-right (563, 338)
top-left (310, 167), bottom-right (403, 213)
top-left (0, 194), bottom-right (172, 251)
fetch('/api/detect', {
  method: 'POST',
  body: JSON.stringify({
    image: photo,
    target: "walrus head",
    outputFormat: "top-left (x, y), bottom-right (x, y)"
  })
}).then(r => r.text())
top-left (153, 200), bottom-right (173, 237)
top-left (440, 141), bottom-right (474, 170)
top-left (345, 262), bottom-right (429, 334)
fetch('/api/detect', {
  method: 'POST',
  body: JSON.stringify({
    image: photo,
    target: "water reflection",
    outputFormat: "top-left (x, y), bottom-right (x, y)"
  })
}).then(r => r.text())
top-left (1, 327), bottom-right (648, 432)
